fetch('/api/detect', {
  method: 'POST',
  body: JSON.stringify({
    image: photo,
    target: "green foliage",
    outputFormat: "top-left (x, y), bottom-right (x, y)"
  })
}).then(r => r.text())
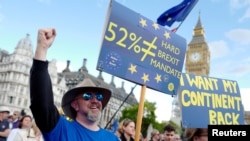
top-left (119, 100), bottom-right (184, 138)
top-left (153, 121), bottom-right (167, 133)
top-left (120, 100), bottom-right (167, 137)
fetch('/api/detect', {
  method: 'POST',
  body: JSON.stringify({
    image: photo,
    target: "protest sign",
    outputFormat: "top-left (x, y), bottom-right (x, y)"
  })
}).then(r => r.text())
top-left (180, 73), bottom-right (244, 128)
top-left (97, 0), bottom-right (187, 95)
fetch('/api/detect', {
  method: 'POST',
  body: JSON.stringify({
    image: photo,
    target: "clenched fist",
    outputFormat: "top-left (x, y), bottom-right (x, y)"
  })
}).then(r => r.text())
top-left (37, 28), bottom-right (56, 49)
top-left (35, 28), bottom-right (57, 61)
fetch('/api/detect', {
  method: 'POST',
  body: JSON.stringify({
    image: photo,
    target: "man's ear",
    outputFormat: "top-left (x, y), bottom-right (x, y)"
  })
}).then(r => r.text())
top-left (71, 100), bottom-right (79, 111)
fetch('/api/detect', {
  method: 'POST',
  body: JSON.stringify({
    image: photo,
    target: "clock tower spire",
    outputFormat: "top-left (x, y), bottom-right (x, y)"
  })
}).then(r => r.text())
top-left (185, 13), bottom-right (210, 76)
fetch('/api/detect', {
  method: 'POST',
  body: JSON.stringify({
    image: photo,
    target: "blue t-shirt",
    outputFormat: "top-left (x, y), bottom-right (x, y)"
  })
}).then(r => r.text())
top-left (43, 117), bottom-right (119, 141)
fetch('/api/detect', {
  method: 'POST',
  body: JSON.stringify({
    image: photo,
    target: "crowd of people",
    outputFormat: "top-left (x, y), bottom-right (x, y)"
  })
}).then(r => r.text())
top-left (1, 104), bottom-right (208, 141)
top-left (0, 107), bottom-right (44, 141)
top-left (113, 117), bottom-right (208, 141)
top-left (153, 125), bottom-right (208, 141)
top-left (113, 118), bottom-right (208, 141)
top-left (1, 28), bottom-right (208, 141)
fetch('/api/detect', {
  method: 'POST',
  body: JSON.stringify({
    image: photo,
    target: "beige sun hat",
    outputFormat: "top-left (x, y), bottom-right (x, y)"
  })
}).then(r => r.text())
top-left (61, 78), bottom-right (111, 119)
top-left (0, 106), bottom-right (10, 113)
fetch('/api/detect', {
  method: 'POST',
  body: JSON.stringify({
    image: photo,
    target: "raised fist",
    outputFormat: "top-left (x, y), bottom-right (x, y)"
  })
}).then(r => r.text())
top-left (34, 28), bottom-right (57, 61)
top-left (37, 28), bottom-right (56, 49)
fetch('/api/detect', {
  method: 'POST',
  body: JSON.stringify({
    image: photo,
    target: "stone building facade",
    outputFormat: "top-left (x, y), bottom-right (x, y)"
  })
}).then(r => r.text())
top-left (0, 33), bottom-right (138, 128)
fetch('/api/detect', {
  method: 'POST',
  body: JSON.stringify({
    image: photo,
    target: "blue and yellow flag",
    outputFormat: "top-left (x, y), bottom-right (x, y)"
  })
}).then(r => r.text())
top-left (157, 0), bottom-right (198, 27)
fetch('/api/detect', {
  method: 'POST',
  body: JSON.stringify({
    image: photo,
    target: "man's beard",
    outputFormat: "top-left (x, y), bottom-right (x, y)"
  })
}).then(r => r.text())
top-left (86, 109), bottom-right (101, 122)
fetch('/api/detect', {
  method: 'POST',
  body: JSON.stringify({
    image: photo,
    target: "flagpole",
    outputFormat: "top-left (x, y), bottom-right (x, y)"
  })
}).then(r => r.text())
top-left (171, 19), bottom-right (184, 32)
top-left (104, 84), bottom-right (137, 129)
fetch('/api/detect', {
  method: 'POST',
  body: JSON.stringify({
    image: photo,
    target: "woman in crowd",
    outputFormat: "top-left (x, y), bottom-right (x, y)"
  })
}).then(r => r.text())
top-left (149, 129), bottom-right (160, 141)
top-left (7, 115), bottom-right (44, 141)
top-left (117, 118), bottom-right (135, 141)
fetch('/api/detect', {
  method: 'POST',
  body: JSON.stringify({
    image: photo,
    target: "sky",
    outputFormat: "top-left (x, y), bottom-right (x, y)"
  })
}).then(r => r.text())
top-left (0, 0), bottom-right (250, 123)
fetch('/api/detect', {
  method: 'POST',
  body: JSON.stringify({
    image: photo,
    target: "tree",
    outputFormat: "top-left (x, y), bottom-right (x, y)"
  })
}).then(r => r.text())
top-left (154, 121), bottom-right (167, 133)
top-left (120, 100), bottom-right (161, 137)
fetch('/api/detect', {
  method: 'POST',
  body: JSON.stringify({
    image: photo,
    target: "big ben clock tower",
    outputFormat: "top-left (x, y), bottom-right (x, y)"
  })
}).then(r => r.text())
top-left (185, 15), bottom-right (210, 76)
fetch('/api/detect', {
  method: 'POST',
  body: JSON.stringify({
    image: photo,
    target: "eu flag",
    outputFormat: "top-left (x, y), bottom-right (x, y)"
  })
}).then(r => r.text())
top-left (157, 0), bottom-right (199, 27)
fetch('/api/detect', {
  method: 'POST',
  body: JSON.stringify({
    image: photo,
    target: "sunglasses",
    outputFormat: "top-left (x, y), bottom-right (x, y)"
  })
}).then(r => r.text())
top-left (81, 93), bottom-right (103, 101)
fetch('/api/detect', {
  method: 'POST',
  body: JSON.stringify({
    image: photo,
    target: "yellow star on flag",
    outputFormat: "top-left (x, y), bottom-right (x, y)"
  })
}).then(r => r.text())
top-left (152, 23), bottom-right (159, 30)
top-left (139, 18), bottom-right (147, 27)
top-left (164, 31), bottom-right (170, 39)
top-left (141, 73), bottom-right (149, 83)
top-left (155, 74), bottom-right (162, 83)
top-left (128, 64), bottom-right (137, 74)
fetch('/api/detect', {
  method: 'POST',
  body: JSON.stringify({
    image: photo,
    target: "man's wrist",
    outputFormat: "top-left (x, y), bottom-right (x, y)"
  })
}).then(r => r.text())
top-left (34, 46), bottom-right (47, 61)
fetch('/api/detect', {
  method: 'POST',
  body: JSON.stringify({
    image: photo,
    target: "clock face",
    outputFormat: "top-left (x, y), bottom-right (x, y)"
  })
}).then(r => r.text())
top-left (189, 52), bottom-right (201, 63)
